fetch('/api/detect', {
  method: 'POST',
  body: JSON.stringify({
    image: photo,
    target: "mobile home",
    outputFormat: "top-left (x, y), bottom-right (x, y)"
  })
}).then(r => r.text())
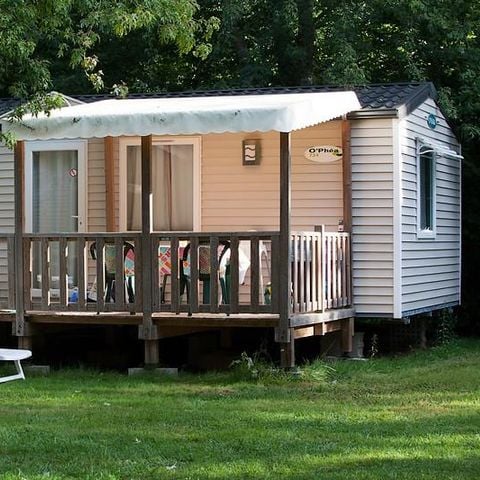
top-left (0, 82), bottom-right (462, 367)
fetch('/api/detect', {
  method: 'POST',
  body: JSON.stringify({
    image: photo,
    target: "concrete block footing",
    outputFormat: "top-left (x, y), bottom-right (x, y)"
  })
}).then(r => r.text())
top-left (25, 365), bottom-right (51, 375)
top-left (128, 367), bottom-right (178, 377)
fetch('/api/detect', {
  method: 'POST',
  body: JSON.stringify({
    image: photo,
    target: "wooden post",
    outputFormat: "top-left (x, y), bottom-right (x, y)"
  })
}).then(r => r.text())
top-left (341, 317), bottom-right (354, 353)
top-left (14, 141), bottom-right (30, 344)
top-left (104, 137), bottom-right (115, 232)
top-left (280, 329), bottom-right (295, 368)
top-left (276, 132), bottom-right (294, 368)
top-left (139, 135), bottom-right (159, 365)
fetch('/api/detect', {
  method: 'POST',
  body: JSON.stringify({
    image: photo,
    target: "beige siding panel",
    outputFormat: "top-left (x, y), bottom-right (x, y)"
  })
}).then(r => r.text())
top-left (201, 122), bottom-right (344, 232)
top-left (0, 145), bottom-right (14, 305)
top-left (351, 118), bottom-right (394, 316)
top-left (400, 98), bottom-right (461, 314)
top-left (87, 138), bottom-right (106, 232)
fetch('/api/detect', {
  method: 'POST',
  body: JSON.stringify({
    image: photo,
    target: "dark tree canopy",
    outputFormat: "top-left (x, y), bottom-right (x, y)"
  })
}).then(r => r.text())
top-left (0, 0), bottom-right (218, 97)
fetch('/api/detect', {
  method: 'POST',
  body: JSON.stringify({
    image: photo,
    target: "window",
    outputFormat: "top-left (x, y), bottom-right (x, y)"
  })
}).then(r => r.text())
top-left (120, 138), bottom-right (200, 232)
top-left (417, 143), bottom-right (436, 238)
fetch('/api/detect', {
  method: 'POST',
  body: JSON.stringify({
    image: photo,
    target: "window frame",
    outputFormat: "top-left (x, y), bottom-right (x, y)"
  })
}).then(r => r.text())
top-left (119, 136), bottom-right (201, 232)
top-left (416, 140), bottom-right (437, 239)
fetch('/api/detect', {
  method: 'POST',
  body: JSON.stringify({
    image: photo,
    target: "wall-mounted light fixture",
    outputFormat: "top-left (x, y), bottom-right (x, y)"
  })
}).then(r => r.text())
top-left (243, 139), bottom-right (260, 166)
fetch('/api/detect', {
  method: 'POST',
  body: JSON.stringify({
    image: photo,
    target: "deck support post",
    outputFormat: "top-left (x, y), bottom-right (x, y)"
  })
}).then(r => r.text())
top-left (144, 339), bottom-right (159, 366)
top-left (139, 135), bottom-right (159, 366)
top-left (341, 317), bottom-right (354, 353)
top-left (277, 131), bottom-right (294, 366)
top-left (280, 329), bottom-right (295, 369)
top-left (17, 334), bottom-right (32, 351)
top-left (14, 141), bottom-right (29, 345)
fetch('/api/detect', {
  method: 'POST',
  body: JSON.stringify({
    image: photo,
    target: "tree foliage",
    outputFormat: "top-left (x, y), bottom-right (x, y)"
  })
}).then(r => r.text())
top-left (0, 0), bottom-right (218, 97)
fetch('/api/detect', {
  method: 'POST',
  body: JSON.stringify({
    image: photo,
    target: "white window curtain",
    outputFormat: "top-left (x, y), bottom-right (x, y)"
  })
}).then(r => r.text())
top-left (127, 144), bottom-right (194, 231)
top-left (31, 150), bottom-right (79, 289)
top-left (32, 150), bottom-right (78, 233)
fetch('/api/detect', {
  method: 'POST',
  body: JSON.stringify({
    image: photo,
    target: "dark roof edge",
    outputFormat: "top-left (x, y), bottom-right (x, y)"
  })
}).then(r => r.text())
top-left (347, 82), bottom-right (437, 119)
top-left (396, 82), bottom-right (437, 118)
top-left (347, 109), bottom-right (399, 119)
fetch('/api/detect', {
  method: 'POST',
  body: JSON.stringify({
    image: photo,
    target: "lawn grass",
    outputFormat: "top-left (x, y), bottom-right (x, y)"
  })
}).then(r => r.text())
top-left (0, 338), bottom-right (479, 479)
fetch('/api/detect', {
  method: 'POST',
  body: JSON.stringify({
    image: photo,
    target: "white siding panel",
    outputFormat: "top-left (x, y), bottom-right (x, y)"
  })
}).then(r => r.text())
top-left (400, 98), bottom-right (461, 315)
top-left (351, 118), bottom-right (394, 316)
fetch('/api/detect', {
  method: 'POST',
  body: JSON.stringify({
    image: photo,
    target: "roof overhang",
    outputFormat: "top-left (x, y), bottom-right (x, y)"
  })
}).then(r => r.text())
top-left (4, 91), bottom-right (361, 141)
top-left (0, 92), bottom-right (85, 122)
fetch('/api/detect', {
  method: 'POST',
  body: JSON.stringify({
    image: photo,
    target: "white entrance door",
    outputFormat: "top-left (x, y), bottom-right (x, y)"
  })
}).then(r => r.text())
top-left (25, 141), bottom-right (87, 291)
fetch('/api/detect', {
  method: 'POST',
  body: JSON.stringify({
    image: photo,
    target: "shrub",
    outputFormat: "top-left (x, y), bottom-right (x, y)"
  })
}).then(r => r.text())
top-left (432, 308), bottom-right (458, 345)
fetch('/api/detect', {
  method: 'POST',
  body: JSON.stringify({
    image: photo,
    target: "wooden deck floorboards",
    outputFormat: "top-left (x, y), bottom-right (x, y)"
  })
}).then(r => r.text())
top-left (0, 308), bottom-right (354, 329)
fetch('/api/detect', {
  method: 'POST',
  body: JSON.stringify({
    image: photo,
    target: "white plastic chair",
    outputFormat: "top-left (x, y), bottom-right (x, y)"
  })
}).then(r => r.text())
top-left (0, 349), bottom-right (32, 383)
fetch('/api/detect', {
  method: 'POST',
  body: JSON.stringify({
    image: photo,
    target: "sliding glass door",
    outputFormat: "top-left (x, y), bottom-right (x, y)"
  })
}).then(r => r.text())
top-left (25, 141), bottom-right (87, 291)
top-left (120, 138), bottom-right (200, 232)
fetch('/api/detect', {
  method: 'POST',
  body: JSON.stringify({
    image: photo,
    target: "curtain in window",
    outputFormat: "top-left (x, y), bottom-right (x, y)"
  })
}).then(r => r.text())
top-left (126, 144), bottom-right (194, 231)
top-left (419, 150), bottom-right (434, 230)
top-left (32, 150), bottom-right (79, 289)
top-left (32, 150), bottom-right (78, 233)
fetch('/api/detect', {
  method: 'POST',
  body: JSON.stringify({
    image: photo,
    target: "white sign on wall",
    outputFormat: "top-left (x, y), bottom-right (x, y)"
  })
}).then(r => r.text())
top-left (304, 145), bottom-right (343, 163)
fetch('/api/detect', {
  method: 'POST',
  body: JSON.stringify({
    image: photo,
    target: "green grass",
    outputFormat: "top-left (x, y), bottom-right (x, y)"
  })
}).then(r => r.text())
top-left (0, 339), bottom-right (479, 479)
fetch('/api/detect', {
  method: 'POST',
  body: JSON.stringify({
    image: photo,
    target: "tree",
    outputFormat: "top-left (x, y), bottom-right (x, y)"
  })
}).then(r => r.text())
top-left (0, 0), bottom-right (218, 98)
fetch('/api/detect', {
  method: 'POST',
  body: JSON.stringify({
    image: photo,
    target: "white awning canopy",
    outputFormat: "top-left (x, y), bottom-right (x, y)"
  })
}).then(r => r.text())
top-left (4, 91), bottom-right (361, 140)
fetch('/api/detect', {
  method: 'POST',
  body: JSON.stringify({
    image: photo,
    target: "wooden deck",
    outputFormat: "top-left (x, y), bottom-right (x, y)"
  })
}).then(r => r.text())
top-left (0, 308), bottom-right (354, 326)
top-left (0, 307), bottom-right (354, 344)
top-left (0, 228), bottom-right (354, 363)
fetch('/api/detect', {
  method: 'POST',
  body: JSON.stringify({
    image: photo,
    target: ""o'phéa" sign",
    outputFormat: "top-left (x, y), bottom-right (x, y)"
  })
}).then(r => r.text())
top-left (304, 145), bottom-right (343, 163)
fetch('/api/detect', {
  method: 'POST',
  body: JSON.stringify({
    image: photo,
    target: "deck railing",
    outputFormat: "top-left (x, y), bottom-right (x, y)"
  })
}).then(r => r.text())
top-left (0, 229), bottom-right (351, 316)
top-left (150, 232), bottom-right (280, 314)
top-left (290, 231), bottom-right (351, 314)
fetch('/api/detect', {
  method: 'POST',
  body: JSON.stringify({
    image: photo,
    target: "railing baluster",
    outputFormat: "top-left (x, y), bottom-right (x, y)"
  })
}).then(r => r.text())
top-left (230, 236), bottom-right (239, 314)
top-left (299, 234), bottom-right (305, 313)
top-left (209, 236), bottom-right (219, 312)
top-left (189, 236), bottom-right (199, 313)
top-left (292, 234), bottom-right (298, 313)
top-left (311, 234), bottom-right (318, 311)
top-left (171, 236), bottom-right (180, 313)
top-left (332, 235), bottom-right (339, 308)
top-left (250, 237), bottom-right (260, 311)
top-left (77, 237), bottom-right (86, 309)
top-left (134, 235), bottom-right (142, 311)
top-left (150, 237), bottom-right (159, 311)
top-left (341, 235), bottom-right (346, 306)
top-left (346, 235), bottom-right (352, 306)
top-left (115, 237), bottom-right (125, 310)
top-left (270, 235), bottom-right (280, 313)
top-left (305, 234), bottom-right (311, 311)
top-left (7, 237), bottom-right (15, 309)
top-left (23, 238), bottom-right (32, 311)
top-left (96, 237), bottom-right (105, 313)
top-left (59, 237), bottom-right (68, 308)
top-left (319, 229), bottom-right (325, 311)
top-left (41, 238), bottom-right (50, 310)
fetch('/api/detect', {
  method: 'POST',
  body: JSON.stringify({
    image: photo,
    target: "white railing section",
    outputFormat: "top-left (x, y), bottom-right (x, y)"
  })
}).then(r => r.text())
top-left (290, 231), bottom-right (351, 314)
